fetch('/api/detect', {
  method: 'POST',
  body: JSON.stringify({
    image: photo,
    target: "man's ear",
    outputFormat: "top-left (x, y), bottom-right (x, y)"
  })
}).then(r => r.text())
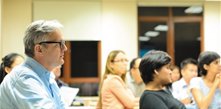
top-left (4, 67), bottom-right (11, 74)
top-left (35, 45), bottom-right (43, 55)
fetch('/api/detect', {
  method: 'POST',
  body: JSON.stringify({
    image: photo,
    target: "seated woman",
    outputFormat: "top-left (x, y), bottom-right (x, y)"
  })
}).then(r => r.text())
top-left (190, 51), bottom-right (221, 109)
top-left (139, 50), bottom-right (186, 109)
top-left (97, 50), bottom-right (138, 109)
top-left (0, 53), bottom-right (24, 84)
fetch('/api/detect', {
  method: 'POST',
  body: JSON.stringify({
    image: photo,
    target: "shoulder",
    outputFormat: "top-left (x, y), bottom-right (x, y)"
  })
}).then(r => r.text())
top-left (190, 77), bottom-right (202, 83)
top-left (140, 90), bottom-right (168, 108)
top-left (172, 78), bottom-right (185, 87)
top-left (190, 77), bottom-right (202, 89)
top-left (106, 75), bottom-right (124, 83)
top-left (103, 75), bottom-right (126, 89)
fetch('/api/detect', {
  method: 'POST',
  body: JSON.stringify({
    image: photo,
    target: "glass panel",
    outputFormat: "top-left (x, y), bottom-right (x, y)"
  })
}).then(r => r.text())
top-left (138, 7), bottom-right (168, 16)
top-left (172, 7), bottom-right (203, 16)
top-left (71, 41), bottom-right (98, 77)
top-left (174, 22), bottom-right (200, 65)
top-left (139, 22), bottom-right (167, 56)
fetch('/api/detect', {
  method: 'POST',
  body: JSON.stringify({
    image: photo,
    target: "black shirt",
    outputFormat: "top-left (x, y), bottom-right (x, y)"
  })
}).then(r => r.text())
top-left (140, 90), bottom-right (186, 109)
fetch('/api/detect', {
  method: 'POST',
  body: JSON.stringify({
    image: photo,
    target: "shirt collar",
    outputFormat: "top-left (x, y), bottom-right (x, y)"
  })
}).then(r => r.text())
top-left (179, 78), bottom-right (188, 88)
top-left (24, 57), bottom-right (51, 81)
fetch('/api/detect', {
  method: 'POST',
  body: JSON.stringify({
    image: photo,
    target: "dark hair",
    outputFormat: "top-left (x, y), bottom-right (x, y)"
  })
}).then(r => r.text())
top-left (0, 53), bottom-right (23, 84)
top-left (198, 51), bottom-right (220, 76)
top-left (180, 58), bottom-right (197, 69)
top-left (130, 57), bottom-right (140, 70)
top-left (139, 50), bottom-right (171, 84)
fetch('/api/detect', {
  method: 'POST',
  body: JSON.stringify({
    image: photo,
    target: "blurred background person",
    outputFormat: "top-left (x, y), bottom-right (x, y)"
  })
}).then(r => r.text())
top-left (165, 64), bottom-right (181, 94)
top-left (139, 50), bottom-right (186, 109)
top-left (52, 65), bottom-right (68, 88)
top-left (171, 65), bottom-right (181, 82)
top-left (190, 51), bottom-right (221, 109)
top-left (97, 50), bottom-right (138, 109)
top-left (172, 58), bottom-right (198, 108)
top-left (0, 53), bottom-right (24, 84)
top-left (126, 57), bottom-right (145, 97)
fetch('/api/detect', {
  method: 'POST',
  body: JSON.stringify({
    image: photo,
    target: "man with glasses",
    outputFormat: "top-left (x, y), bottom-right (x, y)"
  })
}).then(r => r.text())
top-left (126, 58), bottom-right (145, 97)
top-left (0, 20), bottom-right (67, 109)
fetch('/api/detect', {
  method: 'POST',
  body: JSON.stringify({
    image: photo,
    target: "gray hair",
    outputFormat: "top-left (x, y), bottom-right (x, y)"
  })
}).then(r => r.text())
top-left (23, 20), bottom-right (63, 57)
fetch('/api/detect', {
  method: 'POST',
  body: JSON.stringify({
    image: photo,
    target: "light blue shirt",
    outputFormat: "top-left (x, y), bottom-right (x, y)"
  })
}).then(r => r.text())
top-left (190, 77), bottom-right (221, 109)
top-left (0, 57), bottom-right (65, 109)
top-left (172, 78), bottom-right (196, 109)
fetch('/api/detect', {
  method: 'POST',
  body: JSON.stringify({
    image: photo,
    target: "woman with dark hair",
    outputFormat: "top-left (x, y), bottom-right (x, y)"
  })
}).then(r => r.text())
top-left (139, 50), bottom-right (186, 109)
top-left (0, 53), bottom-right (24, 84)
top-left (190, 51), bottom-right (221, 109)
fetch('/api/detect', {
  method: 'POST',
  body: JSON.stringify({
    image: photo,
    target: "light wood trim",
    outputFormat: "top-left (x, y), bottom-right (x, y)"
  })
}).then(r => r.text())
top-left (61, 41), bottom-right (71, 83)
top-left (67, 77), bottom-right (99, 83)
top-left (174, 16), bottom-right (202, 22)
top-left (97, 41), bottom-right (101, 82)
top-left (139, 16), bottom-right (168, 22)
top-left (200, 17), bottom-right (204, 51)
top-left (167, 7), bottom-right (175, 64)
top-left (61, 41), bottom-right (101, 84)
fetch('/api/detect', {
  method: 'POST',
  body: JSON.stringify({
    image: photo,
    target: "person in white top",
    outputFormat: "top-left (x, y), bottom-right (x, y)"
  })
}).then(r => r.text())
top-left (172, 58), bottom-right (198, 108)
top-left (190, 51), bottom-right (221, 109)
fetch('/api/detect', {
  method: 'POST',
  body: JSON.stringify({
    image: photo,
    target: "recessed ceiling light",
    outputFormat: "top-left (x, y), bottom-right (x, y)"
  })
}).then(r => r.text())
top-left (139, 36), bottom-right (150, 41)
top-left (185, 6), bottom-right (203, 14)
top-left (154, 25), bottom-right (168, 31)
top-left (145, 31), bottom-right (159, 37)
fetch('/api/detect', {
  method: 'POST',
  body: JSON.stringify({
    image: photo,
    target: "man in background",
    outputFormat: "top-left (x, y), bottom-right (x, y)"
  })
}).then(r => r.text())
top-left (172, 58), bottom-right (198, 108)
top-left (127, 57), bottom-right (145, 97)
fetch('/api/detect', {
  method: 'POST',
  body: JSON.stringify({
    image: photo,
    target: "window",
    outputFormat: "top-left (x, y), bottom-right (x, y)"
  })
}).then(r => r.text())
top-left (138, 7), bottom-right (203, 65)
top-left (61, 41), bottom-right (101, 83)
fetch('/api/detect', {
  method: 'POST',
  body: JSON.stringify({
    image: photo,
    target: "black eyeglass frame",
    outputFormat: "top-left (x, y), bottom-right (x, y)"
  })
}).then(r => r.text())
top-left (38, 40), bottom-right (66, 49)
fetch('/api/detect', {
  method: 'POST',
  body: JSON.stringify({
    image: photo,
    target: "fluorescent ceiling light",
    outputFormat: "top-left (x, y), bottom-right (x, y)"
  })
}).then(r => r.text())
top-left (154, 25), bottom-right (168, 31)
top-left (145, 31), bottom-right (159, 37)
top-left (139, 36), bottom-right (150, 41)
top-left (185, 6), bottom-right (203, 14)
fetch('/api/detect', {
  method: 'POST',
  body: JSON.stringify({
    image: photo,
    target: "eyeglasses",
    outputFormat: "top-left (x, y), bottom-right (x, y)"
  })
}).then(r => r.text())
top-left (38, 40), bottom-right (66, 49)
top-left (112, 59), bottom-right (129, 63)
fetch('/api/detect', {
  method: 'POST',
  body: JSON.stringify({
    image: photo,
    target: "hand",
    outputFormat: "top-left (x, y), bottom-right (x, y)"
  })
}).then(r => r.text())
top-left (214, 73), bottom-right (221, 90)
top-left (181, 98), bottom-right (192, 104)
top-left (218, 66), bottom-right (221, 90)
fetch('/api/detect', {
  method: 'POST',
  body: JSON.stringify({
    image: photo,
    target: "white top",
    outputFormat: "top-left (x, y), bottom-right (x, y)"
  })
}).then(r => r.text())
top-left (190, 77), bottom-right (221, 109)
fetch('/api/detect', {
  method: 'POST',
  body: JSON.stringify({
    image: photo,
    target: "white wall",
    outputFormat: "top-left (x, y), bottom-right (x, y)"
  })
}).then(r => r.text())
top-left (101, 0), bottom-right (137, 73)
top-left (33, 0), bottom-right (102, 41)
top-left (1, 0), bottom-right (221, 72)
top-left (33, 0), bottom-right (138, 74)
top-left (204, 1), bottom-right (221, 55)
top-left (1, 0), bottom-right (32, 58)
top-left (0, 0), bottom-right (2, 61)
